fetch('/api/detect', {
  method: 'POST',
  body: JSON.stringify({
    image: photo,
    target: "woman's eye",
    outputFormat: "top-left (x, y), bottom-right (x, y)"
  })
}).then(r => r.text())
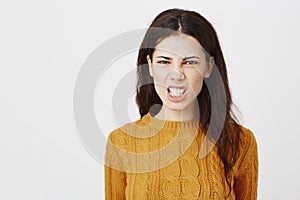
top-left (157, 60), bottom-right (170, 64)
top-left (184, 60), bottom-right (198, 65)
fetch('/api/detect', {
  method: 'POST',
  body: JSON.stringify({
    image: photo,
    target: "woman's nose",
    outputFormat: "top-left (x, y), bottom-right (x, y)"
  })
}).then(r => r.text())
top-left (169, 63), bottom-right (185, 82)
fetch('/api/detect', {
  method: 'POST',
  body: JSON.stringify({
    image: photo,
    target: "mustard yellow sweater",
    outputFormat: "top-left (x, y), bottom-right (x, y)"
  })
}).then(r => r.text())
top-left (105, 113), bottom-right (258, 199)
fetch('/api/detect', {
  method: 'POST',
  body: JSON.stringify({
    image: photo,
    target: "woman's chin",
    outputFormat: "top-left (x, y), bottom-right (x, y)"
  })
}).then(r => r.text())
top-left (162, 102), bottom-right (189, 112)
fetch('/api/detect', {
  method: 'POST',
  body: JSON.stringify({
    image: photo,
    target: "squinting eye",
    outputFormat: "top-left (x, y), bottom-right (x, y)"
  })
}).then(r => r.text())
top-left (184, 60), bottom-right (198, 65)
top-left (157, 60), bottom-right (170, 64)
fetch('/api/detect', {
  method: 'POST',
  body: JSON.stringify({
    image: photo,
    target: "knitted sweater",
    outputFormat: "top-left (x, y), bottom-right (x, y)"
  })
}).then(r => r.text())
top-left (105, 113), bottom-right (258, 199)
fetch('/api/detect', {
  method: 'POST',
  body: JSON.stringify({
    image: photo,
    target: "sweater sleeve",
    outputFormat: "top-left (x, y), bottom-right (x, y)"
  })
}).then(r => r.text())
top-left (233, 128), bottom-right (259, 200)
top-left (105, 165), bottom-right (126, 200)
top-left (104, 130), bottom-right (127, 200)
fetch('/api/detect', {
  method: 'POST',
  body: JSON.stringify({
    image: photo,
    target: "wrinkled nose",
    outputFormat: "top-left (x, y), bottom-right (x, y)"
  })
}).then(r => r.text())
top-left (169, 66), bottom-right (185, 82)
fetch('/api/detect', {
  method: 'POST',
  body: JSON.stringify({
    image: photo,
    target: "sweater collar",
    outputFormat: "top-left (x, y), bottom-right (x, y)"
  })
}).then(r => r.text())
top-left (141, 112), bottom-right (201, 130)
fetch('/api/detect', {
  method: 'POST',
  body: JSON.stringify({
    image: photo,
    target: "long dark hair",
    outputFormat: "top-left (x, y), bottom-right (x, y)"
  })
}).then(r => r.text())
top-left (136, 8), bottom-right (241, 196)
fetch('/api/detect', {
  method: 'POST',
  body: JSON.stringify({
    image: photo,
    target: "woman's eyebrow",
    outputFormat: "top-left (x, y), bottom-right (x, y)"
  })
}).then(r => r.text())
top-left (155, 56), bottom-right (201, 60)
top-left (183, 56), bottom-right (201, 60)
top-left (155, 56), bottom-right (172, 60)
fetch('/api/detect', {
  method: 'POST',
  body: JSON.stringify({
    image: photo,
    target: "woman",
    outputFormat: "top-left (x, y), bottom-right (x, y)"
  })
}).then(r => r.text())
top-left (105, 8), bottom-right (258, 199)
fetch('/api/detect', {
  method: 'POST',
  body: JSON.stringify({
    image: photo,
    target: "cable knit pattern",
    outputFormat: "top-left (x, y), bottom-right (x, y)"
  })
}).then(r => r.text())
top-left (105, 113), bottom-right (258, 199)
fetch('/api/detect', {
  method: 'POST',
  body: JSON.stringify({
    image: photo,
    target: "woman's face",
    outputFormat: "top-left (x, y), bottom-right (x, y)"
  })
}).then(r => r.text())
top-left (147, 34), bottom-right (214, 117)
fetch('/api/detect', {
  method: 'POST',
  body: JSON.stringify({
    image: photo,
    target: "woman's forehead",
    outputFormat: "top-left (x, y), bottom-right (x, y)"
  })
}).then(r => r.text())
top-left (154, 34), bottom-right (204, 58)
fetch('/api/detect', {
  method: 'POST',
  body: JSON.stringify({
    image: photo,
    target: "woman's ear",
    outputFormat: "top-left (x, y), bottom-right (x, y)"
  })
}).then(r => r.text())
top-left (204, 57), bottom-right (214, 78)
top-left (146, 55), bottom-right (153, 77)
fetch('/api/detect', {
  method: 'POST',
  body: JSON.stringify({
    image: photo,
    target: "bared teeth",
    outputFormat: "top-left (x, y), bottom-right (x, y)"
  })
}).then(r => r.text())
top-left (168, 87), bottom-right (185, 97)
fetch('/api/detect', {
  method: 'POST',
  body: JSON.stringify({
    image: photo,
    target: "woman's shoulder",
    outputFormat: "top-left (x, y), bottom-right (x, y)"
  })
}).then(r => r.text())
top-left (232, 125), bottom-right (258, 174)
top-left (107, 120), bottom-right (138, 141)
top-left (107, 113), bottom-right (161, 142)
top-left (107, 116), bottom-right (150, 145)
top-left (238, 125), bottom-right (258, 152)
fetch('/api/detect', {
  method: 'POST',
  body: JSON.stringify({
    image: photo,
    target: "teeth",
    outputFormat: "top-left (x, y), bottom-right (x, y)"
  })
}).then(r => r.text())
top-left (169, 88), bottom-right (185, 97)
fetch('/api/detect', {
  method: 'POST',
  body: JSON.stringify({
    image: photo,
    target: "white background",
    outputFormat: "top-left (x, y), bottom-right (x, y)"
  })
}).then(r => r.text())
top-left (1, 0), bottom-right (300, 199)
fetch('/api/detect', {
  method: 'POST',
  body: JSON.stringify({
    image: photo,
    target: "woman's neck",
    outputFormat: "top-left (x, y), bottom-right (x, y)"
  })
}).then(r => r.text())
top-left (154, 101), bottom-right (199, 121)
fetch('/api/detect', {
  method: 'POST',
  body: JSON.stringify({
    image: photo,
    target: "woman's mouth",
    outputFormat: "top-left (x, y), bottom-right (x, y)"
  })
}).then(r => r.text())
top-left (167, 86), bottom-right (187, 102)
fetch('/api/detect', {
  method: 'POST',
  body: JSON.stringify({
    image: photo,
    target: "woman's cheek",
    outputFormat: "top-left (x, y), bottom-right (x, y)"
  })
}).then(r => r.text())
top-left (153, 67), bottom-right (169, 84)
top-left (188, 73), bottom-right (204, 95)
